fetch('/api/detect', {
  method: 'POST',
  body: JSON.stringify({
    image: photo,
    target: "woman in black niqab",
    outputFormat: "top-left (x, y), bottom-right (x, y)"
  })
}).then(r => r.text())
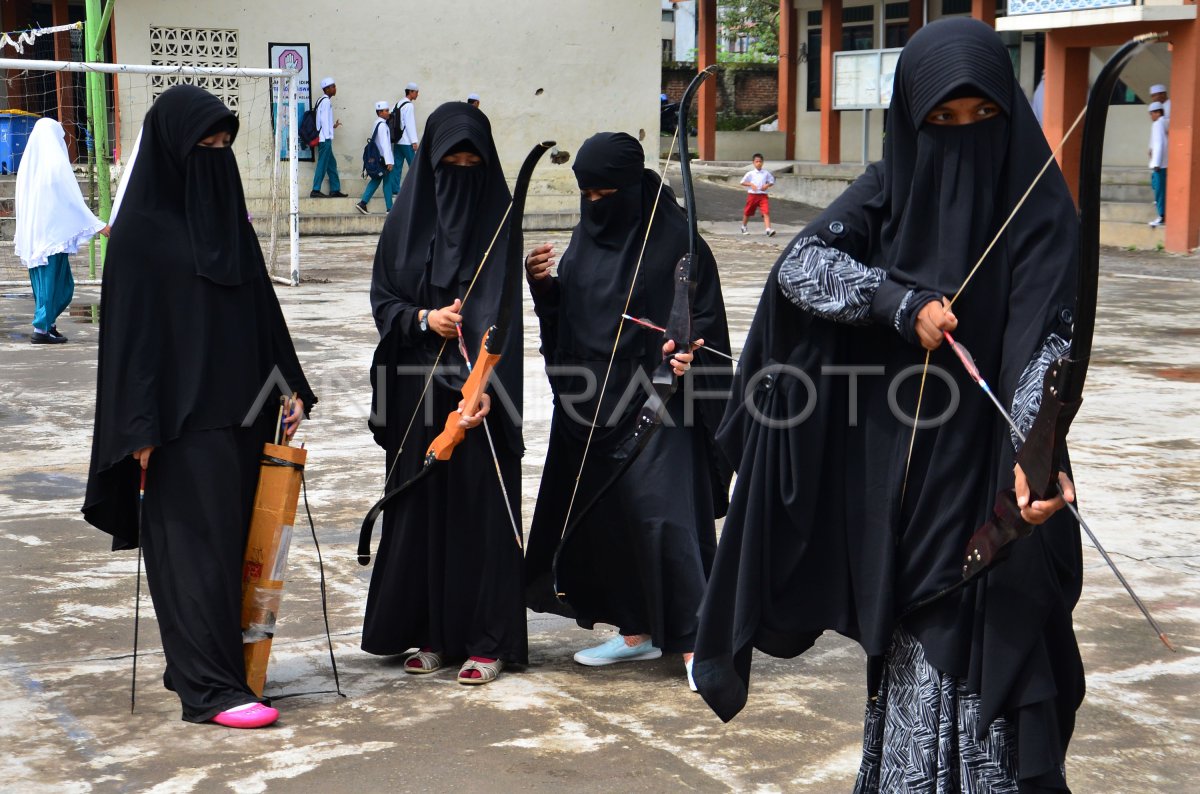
top-left (363, 102), bottom-right (527, 684)
top-left (522, 132), bottom-right (733, 687)
top-left (83, 84), bottom-right (317, 727)
top-left (692, 18), bottom-right (1083, 791)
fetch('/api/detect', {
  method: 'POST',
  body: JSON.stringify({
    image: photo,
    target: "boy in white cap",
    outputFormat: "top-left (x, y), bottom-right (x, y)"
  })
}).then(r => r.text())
top-left (467, 93), bottom-right (480, 108)
top-left (357, 101), bottom-right (395, 214)
top-left (311, 77), bottom-right (347, 198)
top-left (1149, 83), bottom-right (1171, 126)
top-left (1147, 100), bottom-right (1168, 227)
top-left (389, 82), bottom-right (420, 198)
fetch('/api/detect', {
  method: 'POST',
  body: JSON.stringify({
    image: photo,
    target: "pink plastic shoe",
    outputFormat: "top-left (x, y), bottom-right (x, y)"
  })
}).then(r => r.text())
top-left (210, 702), bottom-right (279, 729)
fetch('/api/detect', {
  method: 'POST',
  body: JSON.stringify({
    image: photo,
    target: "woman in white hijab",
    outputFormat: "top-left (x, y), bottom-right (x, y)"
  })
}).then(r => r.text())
top-left (14, 117), bottom-right (109, 344)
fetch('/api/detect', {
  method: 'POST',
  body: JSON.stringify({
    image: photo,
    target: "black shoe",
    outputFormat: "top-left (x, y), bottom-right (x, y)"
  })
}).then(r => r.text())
top-left (329, 191), bottom-right (349, 198)
top-left (355, 201), bottom-right (369, 215)
top-left (310, 190), bottom-right (327, 198)
top-left (30, 330), bottom-right (66, 345)
top-left (48, 325), bottom-right (68, 342)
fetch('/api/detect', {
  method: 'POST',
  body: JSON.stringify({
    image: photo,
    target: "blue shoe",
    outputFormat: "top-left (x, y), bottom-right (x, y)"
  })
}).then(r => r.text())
top-left (573, 635), bottom-right (662, 666)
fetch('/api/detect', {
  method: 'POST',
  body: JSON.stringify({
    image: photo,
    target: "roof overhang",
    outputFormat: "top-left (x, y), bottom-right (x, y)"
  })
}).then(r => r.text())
top-left (997, 4), bottom-right (1197, 32)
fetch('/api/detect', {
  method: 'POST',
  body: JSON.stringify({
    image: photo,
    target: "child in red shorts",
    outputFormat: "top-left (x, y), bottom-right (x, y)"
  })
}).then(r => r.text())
top-left (740, 153), bottom-right (775, 237)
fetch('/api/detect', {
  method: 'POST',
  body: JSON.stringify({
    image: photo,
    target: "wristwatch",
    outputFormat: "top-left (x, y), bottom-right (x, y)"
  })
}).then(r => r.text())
top-left (418, 309), bottom-right (429, 333)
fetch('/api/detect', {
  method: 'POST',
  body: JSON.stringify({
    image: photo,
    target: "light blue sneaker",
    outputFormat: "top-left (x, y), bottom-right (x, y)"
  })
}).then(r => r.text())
top-left (573, 635), bottom-right (662, 666)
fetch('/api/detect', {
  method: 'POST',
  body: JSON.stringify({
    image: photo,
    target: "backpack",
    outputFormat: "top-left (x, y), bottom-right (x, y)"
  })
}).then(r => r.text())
top-left (297, 95), bottom-right (327, 150)
top-left (362, 120), bottom-right (387, 179)
top-left (387, 100), bottom-right (409, 144)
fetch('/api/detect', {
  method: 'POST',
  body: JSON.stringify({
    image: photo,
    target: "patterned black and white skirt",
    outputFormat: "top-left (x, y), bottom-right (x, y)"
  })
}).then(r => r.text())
top-left (854, 627), bottom-right (1020, 793)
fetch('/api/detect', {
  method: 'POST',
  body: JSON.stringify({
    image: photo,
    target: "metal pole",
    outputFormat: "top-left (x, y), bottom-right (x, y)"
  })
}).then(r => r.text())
top-left (862, 109), bottom-right (870, 164)
top-left (84, 0), bottom-right (110, 268)
top-left (288, 72), bottom-right (300, 285)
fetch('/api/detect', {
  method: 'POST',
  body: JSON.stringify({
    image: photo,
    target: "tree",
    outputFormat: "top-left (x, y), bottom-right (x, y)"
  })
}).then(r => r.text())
top-left (718, 1), bottom-right (780, 62)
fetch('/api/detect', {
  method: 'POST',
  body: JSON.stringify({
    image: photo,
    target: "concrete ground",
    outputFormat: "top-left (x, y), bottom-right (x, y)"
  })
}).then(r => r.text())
top-left (1, 184), bottom-right (1197, 793)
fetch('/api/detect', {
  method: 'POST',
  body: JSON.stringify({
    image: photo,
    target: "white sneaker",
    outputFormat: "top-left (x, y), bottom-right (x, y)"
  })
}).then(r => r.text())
top-left (740, 224), bottom-right (749, 235)
top-left (1148, 217), bottom-right (1164, 228)
top-left (765, 228), bottom-right (776, 237)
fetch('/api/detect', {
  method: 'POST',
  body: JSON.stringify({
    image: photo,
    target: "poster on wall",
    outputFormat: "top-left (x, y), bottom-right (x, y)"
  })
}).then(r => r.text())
top-left (268, 43), bottom-right (313, 162)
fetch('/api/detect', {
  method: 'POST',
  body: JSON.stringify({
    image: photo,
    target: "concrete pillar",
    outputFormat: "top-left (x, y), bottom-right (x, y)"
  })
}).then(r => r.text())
top-left (1043, 32), bottom-right (1089, 205)
top-left (697, 0), bottom-right (717, 161)
top-left (971, 0), bottom-right (996, 28)
top-left (1165, 17), bottom-right (1200, 252)
top-left (778, 0), bottom-right (798, 159)
top-left (820, 0), bottom-right (842, 164)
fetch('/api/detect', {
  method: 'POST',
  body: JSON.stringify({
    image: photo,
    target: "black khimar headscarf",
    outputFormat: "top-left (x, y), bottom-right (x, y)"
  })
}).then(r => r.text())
top-left (557, 132), bottom-right (670, 361)
top-left (84, 84), bottom-right (316, 550)
top-left (117, 84), bottom-right (259, 286)
top-left (371, 102), bottom-right (512, 338)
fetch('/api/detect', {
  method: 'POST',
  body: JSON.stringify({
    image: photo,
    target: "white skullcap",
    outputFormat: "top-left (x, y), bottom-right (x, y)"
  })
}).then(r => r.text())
top-left (320, 77), bottom-right (335, 89)
top-left (467, 93), bottom-right (480, 102)
top-left (375, 100), bottom-right (390, 111)
top-left (1148, 101), bottom-right (1165, 113)
top-left (1149, 83), bottom-right (1167, 95)
top-left (405, 82), bottom-right (419, 91)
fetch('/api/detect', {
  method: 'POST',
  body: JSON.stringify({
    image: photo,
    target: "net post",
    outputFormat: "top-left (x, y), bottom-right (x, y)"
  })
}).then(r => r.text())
top-left (288, 72), bottom-right (300, 285)
top-left (85, 0), bottom-right (111, 267)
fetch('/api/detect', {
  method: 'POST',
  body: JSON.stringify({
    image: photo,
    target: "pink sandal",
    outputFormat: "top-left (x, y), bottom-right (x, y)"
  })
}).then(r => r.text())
top-left (210, 702), bottom-right (279, 729)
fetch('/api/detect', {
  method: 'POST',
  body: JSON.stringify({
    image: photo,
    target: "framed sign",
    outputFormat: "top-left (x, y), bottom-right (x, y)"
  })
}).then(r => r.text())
top-left (268, 43), bottom-right (313, 162)
top-left (833, 48), bottom-right (903, 111)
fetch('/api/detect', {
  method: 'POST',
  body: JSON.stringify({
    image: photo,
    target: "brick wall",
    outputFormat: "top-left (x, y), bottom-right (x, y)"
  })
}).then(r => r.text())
top-left (661, 64), bottom-right (778, 117)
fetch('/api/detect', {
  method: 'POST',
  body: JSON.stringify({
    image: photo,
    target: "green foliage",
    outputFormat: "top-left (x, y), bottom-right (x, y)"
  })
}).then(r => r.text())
top-left (715, 112), bottom-right (766, 131)
top-left (719, 0), bottom-right (780, 61)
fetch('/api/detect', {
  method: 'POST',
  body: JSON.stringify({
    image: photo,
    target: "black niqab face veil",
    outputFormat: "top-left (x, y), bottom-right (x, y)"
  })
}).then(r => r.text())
top-left (432, 144), bottom-right (488, 288)
top-left (573, 132), bottom-right (644, 249)
top-left (117, 84), bottom-right (260, 286)
top-left (876, 17), bottom-right (1043, 297)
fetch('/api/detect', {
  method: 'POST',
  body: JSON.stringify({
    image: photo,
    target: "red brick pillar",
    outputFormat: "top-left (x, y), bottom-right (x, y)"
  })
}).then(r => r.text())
top-left (971, 0), bottom-right (996, 28)
top-left (1043, 32), bottom-right (1089, 206)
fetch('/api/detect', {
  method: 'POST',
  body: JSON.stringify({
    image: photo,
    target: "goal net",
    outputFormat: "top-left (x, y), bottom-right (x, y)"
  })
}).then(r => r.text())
top-left (0, 39), bottom-right (299, 286)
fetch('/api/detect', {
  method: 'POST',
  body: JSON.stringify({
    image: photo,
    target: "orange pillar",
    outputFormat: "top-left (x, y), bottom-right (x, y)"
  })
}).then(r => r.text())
top-left (1165, 17), bottom-right (1200, 252)
top-left (778, 0), bottom-right (798, 159)
top-left (696, 0), bottom-right (717, 162)
top-left (1042, 32), bottom-right (1089, 205)
top-left (971, 0), bottom-right (996, 28)
top-left (908, 0), bottom-right (923, 38)
top-left (820, 0), bottom-right (842, 164)
top-left (52, 0), bottom-right (78, 161)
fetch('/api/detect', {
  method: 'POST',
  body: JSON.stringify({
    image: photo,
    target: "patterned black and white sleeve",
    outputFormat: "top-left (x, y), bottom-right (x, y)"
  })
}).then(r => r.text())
top-left (777, 235), bottom-right (886, 325)
top-left (1009, 332), bottom-right (1071, 451)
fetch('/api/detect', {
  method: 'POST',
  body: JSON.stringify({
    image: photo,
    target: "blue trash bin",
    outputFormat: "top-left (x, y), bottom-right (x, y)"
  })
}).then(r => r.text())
top-left (0, 112), bottom-right (41, 175)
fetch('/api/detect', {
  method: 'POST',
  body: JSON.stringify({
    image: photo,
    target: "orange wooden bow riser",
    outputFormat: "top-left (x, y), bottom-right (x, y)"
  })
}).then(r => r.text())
top-left (427, 327), bottom-right (500, 462)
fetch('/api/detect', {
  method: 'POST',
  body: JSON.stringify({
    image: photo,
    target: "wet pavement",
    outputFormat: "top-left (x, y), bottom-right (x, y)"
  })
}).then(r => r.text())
top-left (1, 184), bottom-right (1198, 792)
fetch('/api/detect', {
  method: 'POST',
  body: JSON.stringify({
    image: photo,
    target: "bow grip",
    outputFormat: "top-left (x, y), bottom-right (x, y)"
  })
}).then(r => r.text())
top-left (1014, 356), bottom-right (1082, 502)
top-left (961, 489), bottom-right (1032, 581)
top-left (427, 326), bottom-right (501, 462)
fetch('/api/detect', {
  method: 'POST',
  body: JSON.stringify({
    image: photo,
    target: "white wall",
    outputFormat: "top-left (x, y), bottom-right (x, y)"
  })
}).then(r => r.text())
top-left (111, 0), bottom-right (661, 210)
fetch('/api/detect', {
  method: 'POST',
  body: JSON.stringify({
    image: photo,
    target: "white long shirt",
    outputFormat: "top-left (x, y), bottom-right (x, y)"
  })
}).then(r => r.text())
top-left (372, 118), bottom-right (394, 166)
top-left (396, 100), bottom-right (418, 146)
top-left (741, 167), bottom-right (775, 194)
top-left (316, 95), bottom-right (334, 142)
top-left (1148, 117), bottom-right (1169, 169)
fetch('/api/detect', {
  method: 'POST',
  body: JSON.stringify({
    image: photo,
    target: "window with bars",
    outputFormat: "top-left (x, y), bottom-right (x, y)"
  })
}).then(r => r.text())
top-left (148, 26), bottom-right (241, 111)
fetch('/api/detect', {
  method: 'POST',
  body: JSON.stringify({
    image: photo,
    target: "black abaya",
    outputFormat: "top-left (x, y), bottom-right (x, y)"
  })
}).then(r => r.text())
top-left (693, 19), bottom-right (1083, 790)
top-left (523, 132), bottom-right (732, 653)
top-left (363, 102), bottom-right (526, 664)
top-left (82, 85), bottom-right (317, 722)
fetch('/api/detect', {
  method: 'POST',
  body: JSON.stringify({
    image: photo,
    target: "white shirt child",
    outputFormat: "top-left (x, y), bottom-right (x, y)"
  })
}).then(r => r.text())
top-left (742, 165), bottom-right (775, 194)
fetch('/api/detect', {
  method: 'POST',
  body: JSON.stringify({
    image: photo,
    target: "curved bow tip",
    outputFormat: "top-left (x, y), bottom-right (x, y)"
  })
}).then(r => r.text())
top-left (357, 553), bottom-right (371, 566)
